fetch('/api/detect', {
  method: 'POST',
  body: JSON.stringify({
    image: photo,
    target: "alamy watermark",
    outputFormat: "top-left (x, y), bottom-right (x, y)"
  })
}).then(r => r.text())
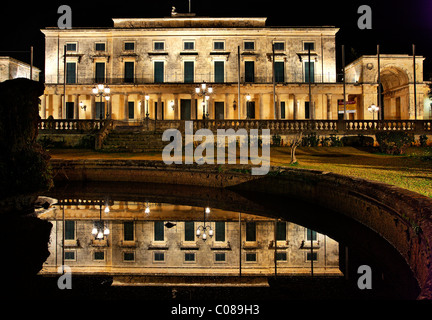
top-left (162, 121), bottom-right (271, 176)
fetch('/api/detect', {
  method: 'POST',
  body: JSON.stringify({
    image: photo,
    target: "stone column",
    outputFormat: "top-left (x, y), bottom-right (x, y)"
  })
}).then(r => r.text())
top-left (157, 93), bottom-right (162, 120)
top-left (225, 93), bottom-right (229, 119)
top-left (40, 95), bottom-right (46, 119)
top-left (174, 94), bottom-right (179, 120)
top-left (90, 95), bottom-right (96, 119)
top-left (292, 94), bottom-right (297, 120)
top-left (59, 94), bottom-right (64, 119)
top-left (259, 93), bottom-right (264, 120)
top-left (74, 94), bottom-right (79, 119)
top-left (124, 94), bottom-right (129, 120)
top-left (191, 94), bottom-right (196, 119)
top-left (326, 94), bottom-right (332, 120)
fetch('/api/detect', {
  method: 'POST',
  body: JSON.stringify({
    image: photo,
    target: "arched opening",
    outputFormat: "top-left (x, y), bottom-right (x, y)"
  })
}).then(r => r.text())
top-left (379, 67), bottom-right (410, 120)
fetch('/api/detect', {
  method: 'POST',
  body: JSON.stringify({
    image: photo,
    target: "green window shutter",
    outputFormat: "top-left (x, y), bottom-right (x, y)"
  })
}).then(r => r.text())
top-left (246, 222), bottom-right (256, 242)
top-left (154, 221), bottom-right (164, 241)
top-left (184, 61), bottom-right (194, 83)
top-left (305, 61), bottom-right (315, 83)
top-left (124, 62), bottom-right (134, 83)
top-left (276, 221), bottom-right (286, 241)
top-left (215, 222), bottom-right (225, 242)
top-left (274, 61), bottom-right (284, 83)
top-left (214, 61), bottom-right (224, 83)
top-left (95, 62), bottom-right (105, 83)
top-left (64, 221), bottom-right (75, 240)
top-left (185, 221), bottom-right (195, 241)
top-left (245, 61), bottom-right (255, 82)
top-left (154, 62), bottom-right (164, 83)
top-left (307, 229), bottom-right (317, 241)
top-left (66, 62), bottom-right (76, 84)
top-left (123, 221), bottom-right (134, 241)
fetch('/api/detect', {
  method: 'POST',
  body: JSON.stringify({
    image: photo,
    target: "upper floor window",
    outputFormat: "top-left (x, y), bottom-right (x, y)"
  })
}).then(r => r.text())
top-left (244, 41), bottom-right (255, 50)
top-left (66, 43), bottom-right (77, 52)
top-left (124, 42), bottom-right (135, 51)
top-left (304, 42), bottom-right (315, 51)
top-left (154, 41), bottom-right (165, 51)
top-left (213, 41), bottom-right (225, 51)
top-left (273, 42), bottom-right (285, 51)
top-left (95, 43), bottom-right (106, 51)
top-left (184, 41), bottom-right (195, 50)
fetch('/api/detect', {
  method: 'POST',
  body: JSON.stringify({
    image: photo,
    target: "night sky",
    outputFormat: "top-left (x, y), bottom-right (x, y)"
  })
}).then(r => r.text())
top-left (1, 0), bottom-right (431, 79)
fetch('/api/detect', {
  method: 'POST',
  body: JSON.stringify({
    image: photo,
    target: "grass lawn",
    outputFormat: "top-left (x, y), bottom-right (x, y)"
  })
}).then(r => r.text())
top-left (47, 146), bottom-right (432, 198)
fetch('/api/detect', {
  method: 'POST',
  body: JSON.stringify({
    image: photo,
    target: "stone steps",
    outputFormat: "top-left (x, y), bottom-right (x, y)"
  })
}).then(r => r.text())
top-left (102, 128), bottom-right (167, 153)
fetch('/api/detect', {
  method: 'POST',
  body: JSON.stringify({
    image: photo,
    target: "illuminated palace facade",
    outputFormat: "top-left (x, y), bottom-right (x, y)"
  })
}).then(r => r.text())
top-left (40, 13), bottom-right (431, 122)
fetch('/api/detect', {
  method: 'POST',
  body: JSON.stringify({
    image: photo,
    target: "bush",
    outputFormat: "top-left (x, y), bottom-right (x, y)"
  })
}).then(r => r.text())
top-left (271, 134), bottom-right (281, 146)
top-left (301, 133), bottom-right (319, 147)
top-left (375, 132), bottom-right (414, 155)
top-left (341, 135), bottom-right (374, 147)
top-left (419, 134), bottom-right (428, 147)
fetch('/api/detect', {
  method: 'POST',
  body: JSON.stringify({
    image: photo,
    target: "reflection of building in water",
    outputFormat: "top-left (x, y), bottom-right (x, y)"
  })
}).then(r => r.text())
top-left (39, 200), bottom-right (341, 277)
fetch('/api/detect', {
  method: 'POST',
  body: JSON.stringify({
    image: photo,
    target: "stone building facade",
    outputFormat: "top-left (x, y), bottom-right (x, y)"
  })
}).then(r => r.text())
top-left (40, 13), bottom-right (430, 121)
top-left (39, 201), bottom-right (341, 277)
top-left (0, 56), bottom-right (40, 82)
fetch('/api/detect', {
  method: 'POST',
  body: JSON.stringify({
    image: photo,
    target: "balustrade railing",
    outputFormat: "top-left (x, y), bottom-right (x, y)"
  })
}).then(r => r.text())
top-left (38, 119), bottom-right (432, 136)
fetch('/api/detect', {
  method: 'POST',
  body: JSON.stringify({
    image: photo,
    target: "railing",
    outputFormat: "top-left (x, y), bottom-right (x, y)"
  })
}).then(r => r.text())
top-left (38, 119), bottom-right (107, 132)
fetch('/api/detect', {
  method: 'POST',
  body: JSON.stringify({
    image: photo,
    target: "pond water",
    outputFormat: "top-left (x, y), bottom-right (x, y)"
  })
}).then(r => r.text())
top-left (30, 181), bottom-right (419, 300)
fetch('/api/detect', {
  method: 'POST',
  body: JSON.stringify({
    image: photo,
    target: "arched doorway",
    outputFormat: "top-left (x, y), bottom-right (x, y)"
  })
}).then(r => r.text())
top-left (379, 66), bottom-right (410, 120)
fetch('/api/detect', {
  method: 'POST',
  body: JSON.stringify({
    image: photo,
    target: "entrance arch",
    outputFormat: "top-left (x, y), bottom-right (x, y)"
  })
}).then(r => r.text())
top-left (379, 66), bottom-right (410, 119)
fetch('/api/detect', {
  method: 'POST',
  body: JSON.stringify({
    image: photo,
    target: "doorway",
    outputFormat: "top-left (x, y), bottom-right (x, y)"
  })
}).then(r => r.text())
top-left (215, 102), bottom-right (224, 119)
top-left (181, 99), bottom-right (191, 120)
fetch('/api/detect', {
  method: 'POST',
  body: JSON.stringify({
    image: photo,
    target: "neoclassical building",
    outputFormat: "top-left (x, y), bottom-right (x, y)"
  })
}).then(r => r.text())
top-left (40, 12), bottom-right (430, 122)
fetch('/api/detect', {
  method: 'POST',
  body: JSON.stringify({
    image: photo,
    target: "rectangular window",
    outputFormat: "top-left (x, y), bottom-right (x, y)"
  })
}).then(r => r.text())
top-left (276, 221), bottom-right (286, 241)
top-left (154, 42), bottom-right (165, 51)
top-left (214, 41), bottom-right (225, 50)
top-left (273, 42), bottom-right (284, 51)
top-left (215, 253), bottom-right (226, 262)
top-left (215, 222), bottom-right (225, 242)
top-left (244, 41), bottom-right (255, 50)
top-left (184, 61), bottom-right (194, 83)
top-left (154, 252), bottom-right (165, 262)
top-left (245, 61), bottom-right (255, 83)
top-left (124, 42), bottom-right (134, 51)
top-left (281, 101), bottom-right (286, 119)
top-left (184, 221), bottom-right (195, 242)
top-left (128, 101), bottom-right (134, 119)
top-left (306, 229), bottom-right (317, 241)
top-left (154, 221), bottom-right (164, 241)
top-left (65, 102), bottom-right (74, 119)
top-left (184, 253), bottom-right (195, 262)
top-left (123, 252), bottom-right (135, 261)
top-left (66, 62), bottom-right (76, 84)
top-left (304, 42), bottom-right (315, 51)
top-left (66, 43), bottom-right (76, 51)
top-left (214, 61), bottom-right (224, 83)
top-left (307, 252), bottom-right (318, 261)
top-left (65, 221), bottom-right (75, 240)
top-left (246, 253), bottom-right (257, 262)
top-left (276, 252), bottom-right (287, 261)
top-left (154, 61), bottom-right (164, 83)
top-left (123, 221), bottom-right (134, 241)
top-left (64, 251), bottom-right (75, 260)
top-left (95, 43), bottom-right (105, 51)
top-left (246, 222), bottom-right (256, 242)
top-left (124, 61), bottom-right (134, 83)
top-left (184, 41), bottom-right (195, 50)
top-left (305, 61), bottom-right (315, 83)
top-left (94, 251), bottom-right (105, 260)
top-left (274, 61), bottom-right (285, 83)
top-left (95, 62), bottom-right (105, 83)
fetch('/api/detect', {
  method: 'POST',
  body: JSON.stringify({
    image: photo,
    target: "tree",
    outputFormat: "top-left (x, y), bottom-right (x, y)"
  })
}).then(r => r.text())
top-left (289, 132), bottom-right (303, 165)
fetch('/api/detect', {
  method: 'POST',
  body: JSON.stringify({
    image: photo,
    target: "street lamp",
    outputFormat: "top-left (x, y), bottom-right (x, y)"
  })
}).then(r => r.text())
top-left (368, 104), bottom-right (379, 120)
top-left (195, 82), bottom-right (213, 119)
top-left (92, 201), bottom-right (110, 240)
top-left (92, 84), bottom-right (111, 119)
top-left (196, 207), bottom-right (213, 241)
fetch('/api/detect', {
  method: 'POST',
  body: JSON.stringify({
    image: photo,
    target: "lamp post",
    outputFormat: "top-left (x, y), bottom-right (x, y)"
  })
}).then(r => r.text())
top-left (196, 207), bottom-right (213, 241)
top-left (92, 84), bottom-right (110, 119)
top-left (368, 104), bottom-right (379, 120)
top-left (195, 82), bottom-right (213, 119)
top-left (92, 201), bottom-right (110, 240)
